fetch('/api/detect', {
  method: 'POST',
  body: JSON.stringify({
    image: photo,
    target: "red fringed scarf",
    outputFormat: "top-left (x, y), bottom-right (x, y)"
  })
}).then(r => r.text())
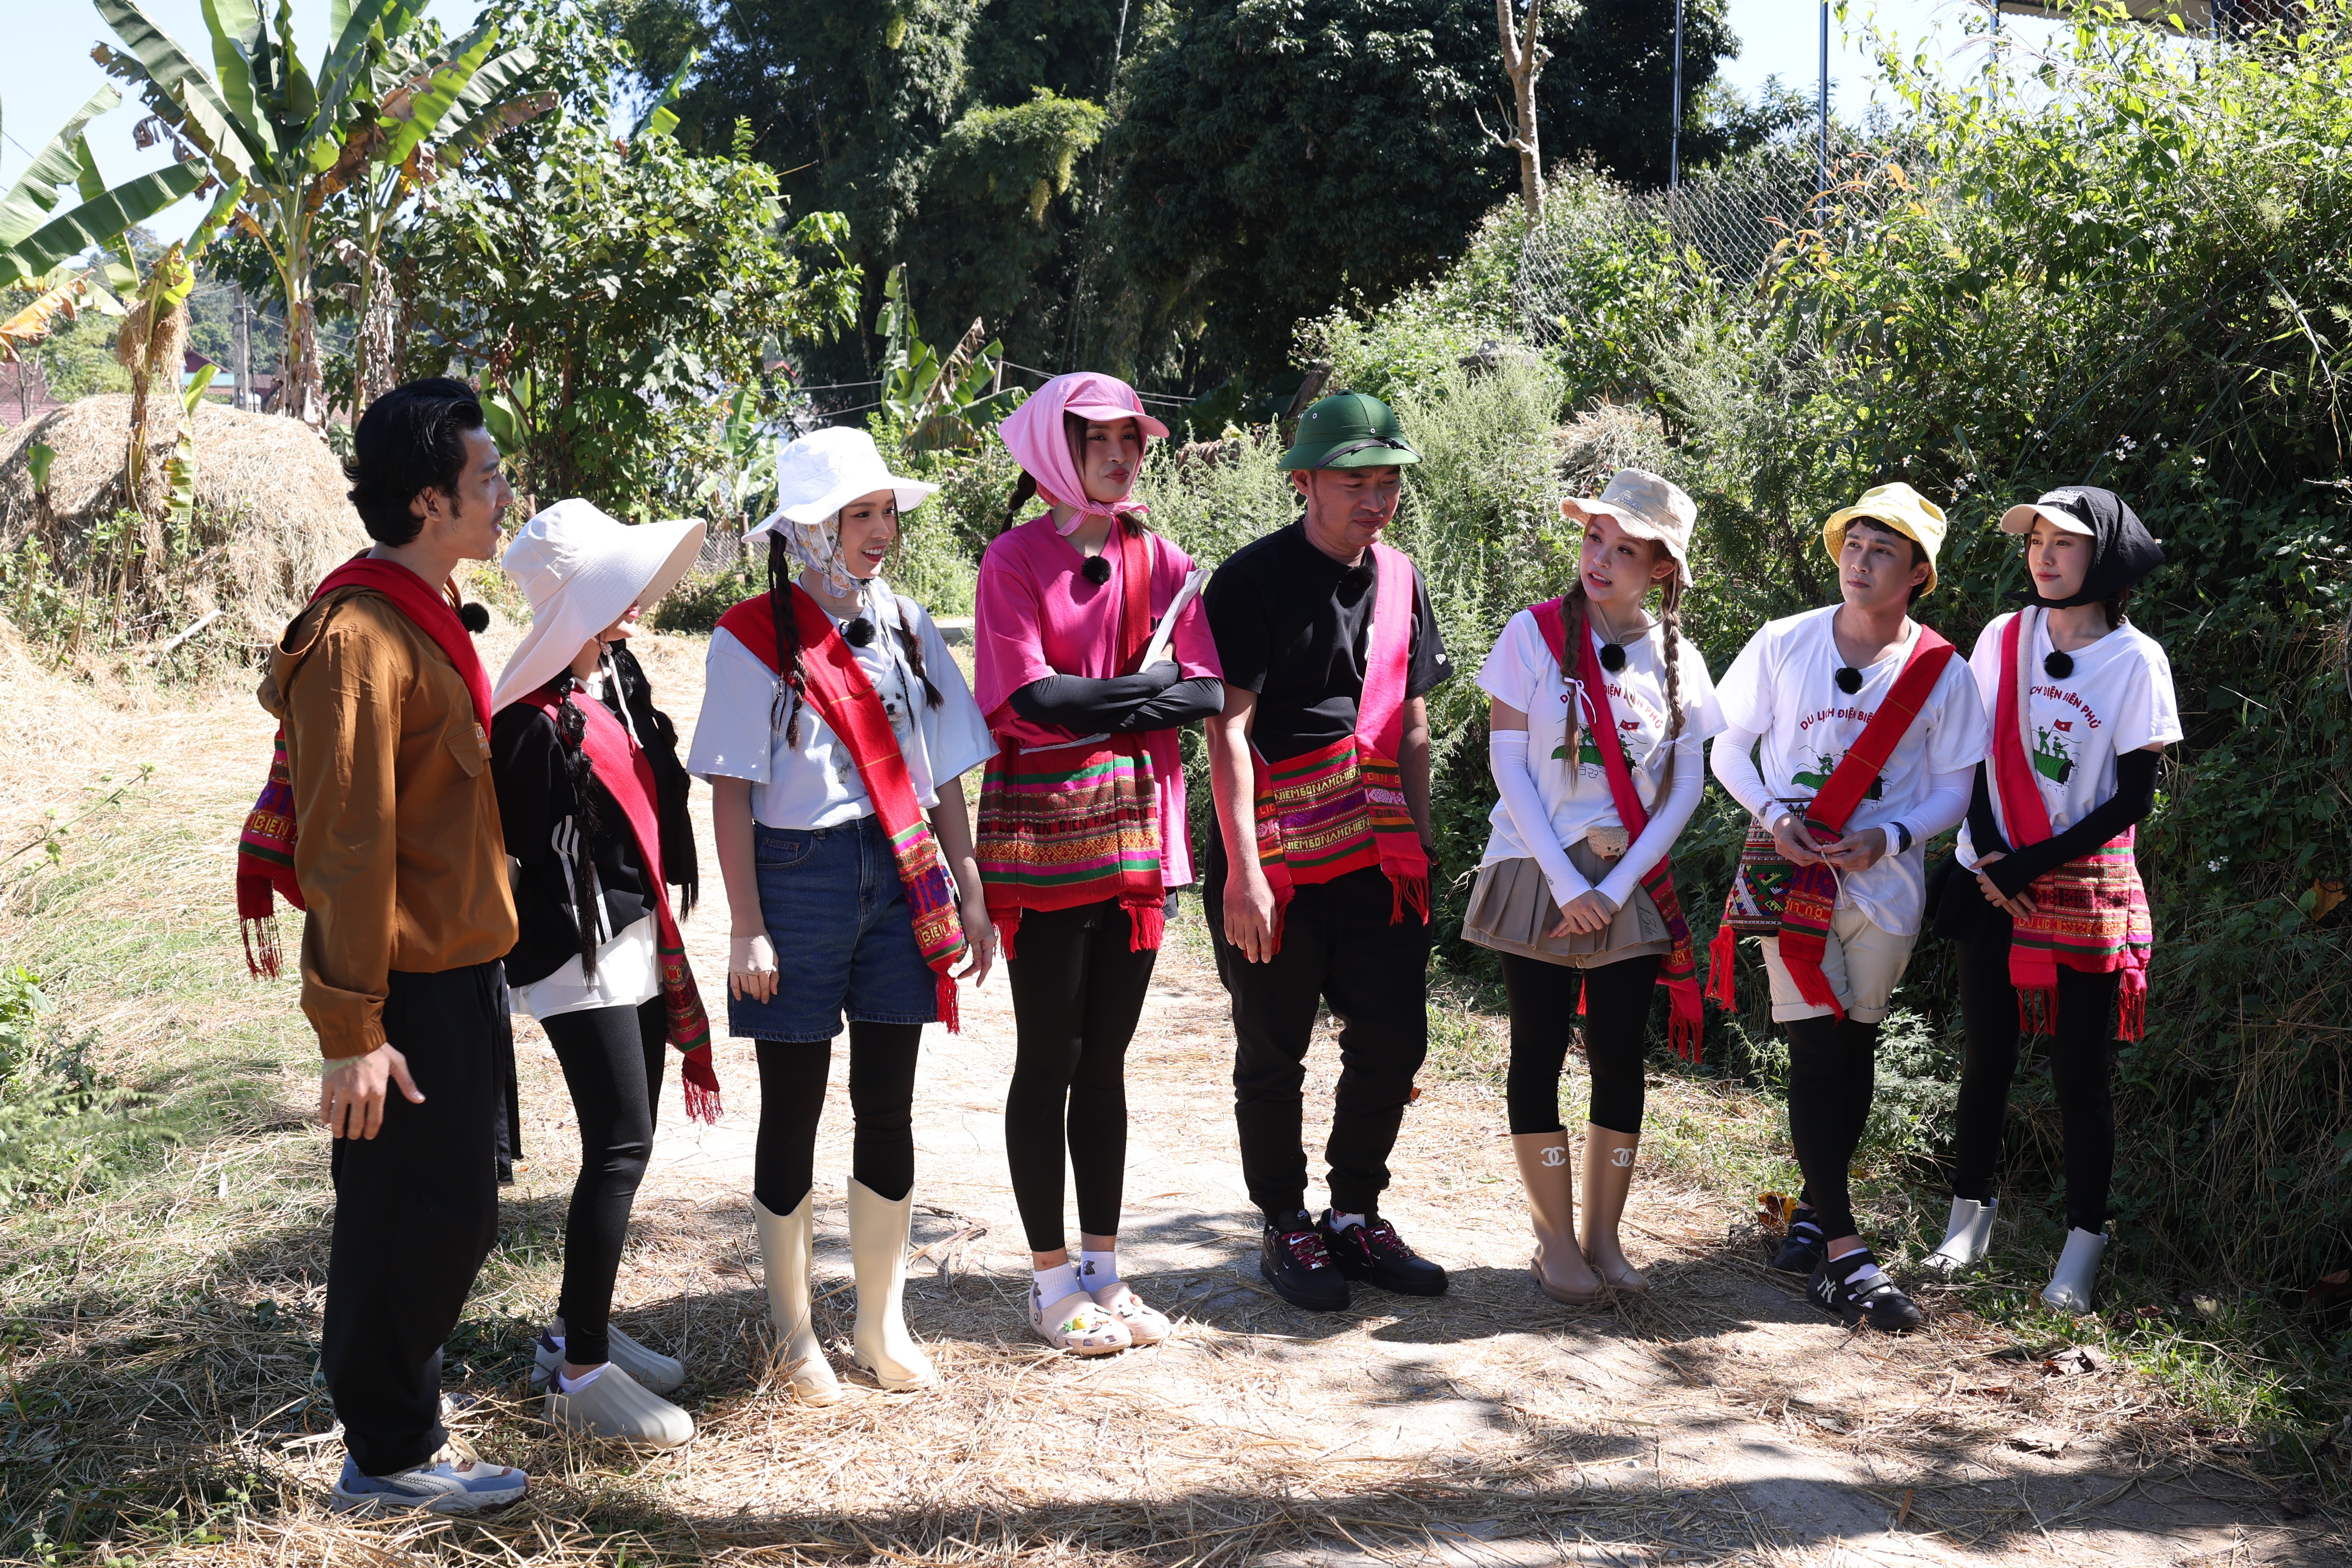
top-left (1530, 598), bottom-right (1705, 1062)
top-left (236, 554), bottom-right (492, 978)
top-left (717, 587), bottom-right (971, 1030)
top-left (1989, 608), bottom-right (2152, 1040)
top-left (976, 521), bottom-right (1165, 958)
top-left (1706, 624), bottom-right (1954, 1018)
top-left (1250, 539), bottom-right (1429, 952)
top-left (517, 686), bottom-right (723, 1122)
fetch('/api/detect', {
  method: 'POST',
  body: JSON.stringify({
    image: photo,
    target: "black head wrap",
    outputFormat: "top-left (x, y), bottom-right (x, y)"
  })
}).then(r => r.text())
top-left (2004, 486), bottom-right (2164, 607)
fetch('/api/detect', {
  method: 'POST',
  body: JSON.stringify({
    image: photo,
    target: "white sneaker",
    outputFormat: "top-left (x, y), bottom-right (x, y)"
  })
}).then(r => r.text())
top-left (331, 1451), bottom-right (527, 1514)
top-left (533, 1325), bottom-right (685, 1394)
top-left (1922, 1197), bottom-right (1997, 1277)
top-left (545, 1363), bottom-right (694, 1448)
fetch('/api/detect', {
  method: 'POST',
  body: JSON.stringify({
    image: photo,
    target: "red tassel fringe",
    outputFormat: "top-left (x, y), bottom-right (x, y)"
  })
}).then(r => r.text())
top-left (2015, 985), bottom-right (2059, 1038)
top-left (242, 916), bottom-right (283, 980)
top-left (1127, 898), bottom-right (1164, 953)
top-left (2117, 974), bottom-right (2146, 1042)
top-left (937, 971), bottom-right (961, 1034)
top-left (681, 1047), bottom-right (723, 1125)
top-left (1706, 922), bottom-right (1738, 1011)
top-left (1666, 980), bottom-right (1705, 1064)
top-left (996, 909), bottom-right (1022, 962)
top-left (1390, 873), bottom-right (1431, 926)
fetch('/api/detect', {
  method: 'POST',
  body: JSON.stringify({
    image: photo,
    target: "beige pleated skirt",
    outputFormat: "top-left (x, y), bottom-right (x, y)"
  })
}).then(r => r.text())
top-left (1462, 839), bottom-right (1671, 968)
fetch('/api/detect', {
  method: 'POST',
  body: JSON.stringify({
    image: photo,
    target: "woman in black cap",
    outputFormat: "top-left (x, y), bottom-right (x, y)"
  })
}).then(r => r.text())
top-left (1924, 488), bottom-right (2176, 1310)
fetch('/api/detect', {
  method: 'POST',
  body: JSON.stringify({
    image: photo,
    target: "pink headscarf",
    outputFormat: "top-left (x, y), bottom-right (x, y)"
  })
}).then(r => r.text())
top-left (996, 371), bottom-right (1171, 537)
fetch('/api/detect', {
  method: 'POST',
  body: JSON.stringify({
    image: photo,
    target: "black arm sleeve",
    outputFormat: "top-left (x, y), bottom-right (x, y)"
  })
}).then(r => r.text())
top-left (1965, 763), bottom-right (2009, 861)
top-left (1009, 663), bottom-right (1181, 731)
top-left (1984, 747), bottom-right (2161, 897)
top-left (1117, 675), bottom-right (1225, 732)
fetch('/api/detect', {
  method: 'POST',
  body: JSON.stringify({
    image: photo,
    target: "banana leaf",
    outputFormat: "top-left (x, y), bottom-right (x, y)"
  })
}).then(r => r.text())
top-left (0, 163), bottom-right (208, 290)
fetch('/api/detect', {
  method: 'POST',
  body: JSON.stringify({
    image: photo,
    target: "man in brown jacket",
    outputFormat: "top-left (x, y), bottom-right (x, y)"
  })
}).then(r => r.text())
top-left (261, 379), bottom-right (527, 1513)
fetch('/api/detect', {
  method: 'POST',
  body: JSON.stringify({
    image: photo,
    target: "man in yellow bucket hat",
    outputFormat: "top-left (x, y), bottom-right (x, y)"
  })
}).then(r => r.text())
top-left (1707, 481), bottom-right (1989, 1332)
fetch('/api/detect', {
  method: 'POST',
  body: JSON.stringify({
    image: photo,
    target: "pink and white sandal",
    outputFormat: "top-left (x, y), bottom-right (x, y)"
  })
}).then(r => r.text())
top-left (1030, 1286), bottom-right (1133, 1355)
top-left (1089, 1281), bottom-right (1171, 1346)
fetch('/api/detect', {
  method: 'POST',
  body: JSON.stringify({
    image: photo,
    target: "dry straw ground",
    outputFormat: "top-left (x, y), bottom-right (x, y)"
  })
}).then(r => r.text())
top-left (0, 612), bottom-right (2340, 1567)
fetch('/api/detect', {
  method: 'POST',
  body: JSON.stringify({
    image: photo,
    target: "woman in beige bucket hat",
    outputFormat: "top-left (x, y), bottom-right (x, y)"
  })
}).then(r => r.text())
top-left (1464, 469), bottom-right (1725, 1304)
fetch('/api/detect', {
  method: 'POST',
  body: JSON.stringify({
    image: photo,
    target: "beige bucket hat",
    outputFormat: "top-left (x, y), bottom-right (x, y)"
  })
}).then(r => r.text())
top-left (1559, 468), bottom-right (1698, 587)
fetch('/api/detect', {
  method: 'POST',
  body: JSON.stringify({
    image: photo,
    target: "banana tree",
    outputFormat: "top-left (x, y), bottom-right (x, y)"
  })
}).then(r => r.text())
top-left (875, 265), bottom-right (1014, 454)
top-left (110, 179), bottom-right (241, 517)
top-left (92, 0), bottom-right (544, 423)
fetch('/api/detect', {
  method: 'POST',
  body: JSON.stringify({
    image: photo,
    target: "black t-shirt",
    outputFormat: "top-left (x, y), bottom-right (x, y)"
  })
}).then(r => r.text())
top-left (490, 698), bottom-right (652, 988)
top-left (1204, 521), bottom-right (1452, 764)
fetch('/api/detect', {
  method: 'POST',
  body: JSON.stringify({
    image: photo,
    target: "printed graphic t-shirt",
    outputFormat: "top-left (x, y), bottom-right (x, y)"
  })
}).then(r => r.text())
top-left (1956, 612), bottom-right (2181, 869)
top-left (1713, 604), bottom-right (1990, 935)
top-left (1474, 607), bottom-right (1724, 866)
top-left (1205, 521), bottom-right (1452, 764)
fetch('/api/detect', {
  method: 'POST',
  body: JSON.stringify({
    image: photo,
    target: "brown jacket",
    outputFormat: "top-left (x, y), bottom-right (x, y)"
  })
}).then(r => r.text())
top-left (259, 585), bottom-right (517, 1060)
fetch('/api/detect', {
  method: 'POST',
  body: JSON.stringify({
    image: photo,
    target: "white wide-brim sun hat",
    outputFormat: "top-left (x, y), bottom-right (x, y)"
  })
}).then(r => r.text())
top-left (744, 425), bottom-right (937, 545)
top-left (490, 498), bottom-right (707, 714)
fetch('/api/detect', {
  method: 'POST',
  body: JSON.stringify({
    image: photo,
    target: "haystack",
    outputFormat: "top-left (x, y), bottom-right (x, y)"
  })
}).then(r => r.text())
top-left (0, 395), bottom-right (364, 651)
top-left (1555, 401), bottom-right (1672, 493)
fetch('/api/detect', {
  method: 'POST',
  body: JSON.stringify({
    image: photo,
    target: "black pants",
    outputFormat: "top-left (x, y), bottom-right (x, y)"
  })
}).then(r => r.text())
top-left (1206, 836), bottom-right (1432, 1224)
top-left (321, 962), bottom-right (504, 1478)
top-left (541, 997), bottom-right (667, 1369)
top-left (1004, 897), bottom-right (1162, 1251)
top-left (751, 1023), bottom-right (922, 1214)
top-left (1953, 913), bottom-right (2120, 1234)
top-left (1501, 951), bottom-right (1662, 1136)
top-left (1784, 1014), bottom-right (1881, 1243)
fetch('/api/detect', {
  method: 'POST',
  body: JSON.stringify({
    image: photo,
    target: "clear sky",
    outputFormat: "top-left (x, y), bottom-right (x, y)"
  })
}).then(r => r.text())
top-left (1715, 0), bottom-right (2073, 122)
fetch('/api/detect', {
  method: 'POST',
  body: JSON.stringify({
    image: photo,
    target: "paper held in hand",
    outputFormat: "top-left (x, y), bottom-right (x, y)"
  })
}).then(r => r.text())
top-left (1057, 568), bottom-right (1208, 749)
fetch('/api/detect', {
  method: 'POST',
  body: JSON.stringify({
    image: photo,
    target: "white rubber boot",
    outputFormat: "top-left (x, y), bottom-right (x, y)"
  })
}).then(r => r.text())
top-left (846, 1178), bottom-right (939, 1391)
top-left (2041, 1227), bottom-right (2107, 1312)
top-left (1922, 1196), bottom-right (1997, 1277)
top-left (753, 1194), bottom-right (842, 1404)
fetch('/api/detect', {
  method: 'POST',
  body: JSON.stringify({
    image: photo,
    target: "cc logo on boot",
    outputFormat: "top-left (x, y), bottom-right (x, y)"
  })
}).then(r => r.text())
top-left (1610, 1148), bottom-right (1635, 1167)
top-left (1540, 1145), bottom-right (1567, 1167)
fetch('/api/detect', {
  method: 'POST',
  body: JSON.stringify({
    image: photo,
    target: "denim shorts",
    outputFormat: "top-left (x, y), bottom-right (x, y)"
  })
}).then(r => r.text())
top-left (730, 814), bottom-right (939, 1043)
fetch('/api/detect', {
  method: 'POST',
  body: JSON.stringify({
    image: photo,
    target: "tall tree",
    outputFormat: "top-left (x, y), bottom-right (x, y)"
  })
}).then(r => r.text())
top-left (1495, 0), bottom-right (1549, 224)
top-left (1536, 0), bottom-right (1784, 189)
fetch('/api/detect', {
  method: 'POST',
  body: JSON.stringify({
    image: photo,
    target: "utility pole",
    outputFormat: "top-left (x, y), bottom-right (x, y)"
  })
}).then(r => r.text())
top-left (234, 291), bottom-right (251, 412)
top-left (1670, 0), bottom-right (1685, 190)
top-left (1817, 0), bottom-right (1831, 199)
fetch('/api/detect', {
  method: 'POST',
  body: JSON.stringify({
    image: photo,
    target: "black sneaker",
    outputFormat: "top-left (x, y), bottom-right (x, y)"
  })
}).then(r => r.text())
top-left (1770, 1210), bottom-right (1826, 1274)
top-left (1317, 1211), bottom-right (1449, 1297)
top-left (1807, 1249), bottom-right (1924, 1332)
top-left (1260, 1213), bottom-right (1350, 1311)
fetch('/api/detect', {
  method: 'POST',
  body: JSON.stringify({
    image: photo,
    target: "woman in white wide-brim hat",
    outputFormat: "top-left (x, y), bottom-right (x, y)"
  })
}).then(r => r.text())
top-left (1462, 469), bottom-right (1723, 1307)
top-left (489, 497), bottom-right (709, 1449)
top-left (687, 425), bottom-right (995, 1402)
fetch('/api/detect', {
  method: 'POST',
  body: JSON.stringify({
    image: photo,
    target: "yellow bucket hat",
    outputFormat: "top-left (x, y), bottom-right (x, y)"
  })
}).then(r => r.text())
top-left (1821, 481), bottom-right (1948, 595)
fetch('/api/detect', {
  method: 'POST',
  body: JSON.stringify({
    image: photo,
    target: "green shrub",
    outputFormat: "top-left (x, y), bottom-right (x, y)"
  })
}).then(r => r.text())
top-left (0, 968), bottom-right (167, 1210)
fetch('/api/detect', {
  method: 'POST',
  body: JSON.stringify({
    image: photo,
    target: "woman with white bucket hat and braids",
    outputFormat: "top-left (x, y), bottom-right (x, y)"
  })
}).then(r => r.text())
top-left (490, 498), bottom-right (714, 1447)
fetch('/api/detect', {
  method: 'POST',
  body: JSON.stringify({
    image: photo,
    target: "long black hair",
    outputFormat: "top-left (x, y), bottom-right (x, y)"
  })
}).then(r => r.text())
top-left (766, 533), bottom-right (939, 738)
top-left (549, 674), bottom-right (606, 979)
top-left (604, 641), bottom-right (698, 919)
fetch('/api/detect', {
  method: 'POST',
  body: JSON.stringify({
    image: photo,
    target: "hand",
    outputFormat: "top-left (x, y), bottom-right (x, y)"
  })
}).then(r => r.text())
top-left (1770, 811), bottom-right (1830, 867)
top-left (1972, 852), bottom-right (2038, 919)
top-left (1547, 889), bottom-right (1619, 938)
top-left (1222, 866), bottom-right (1281, 964)
top-left (1818, 826), bottom-right (1889, 875)
top-left (729, 932), bottom-right (778, 1003)
top-left (954, 896), bottom-right (998, 986)
top-left (318, 1043), bottom-right (423, 1141)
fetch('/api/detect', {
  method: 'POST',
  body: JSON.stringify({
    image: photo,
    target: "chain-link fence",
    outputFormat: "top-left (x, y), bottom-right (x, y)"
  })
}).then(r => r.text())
top-left (1516, 132), bottom-right (1915, 346)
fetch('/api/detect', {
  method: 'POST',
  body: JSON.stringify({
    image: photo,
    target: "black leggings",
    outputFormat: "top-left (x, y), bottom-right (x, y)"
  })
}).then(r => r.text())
top-left (1003, 898), bottom-right (1161, 1251)
top-left (1501, 951), bottom-right (1661, 1136)
top-left (752, 1023), bottom-right (922, 1215)
top-left (1953, 915), bottom-right (2120, 1234)
top-left (1784, 1014), bottom-right (1880, 1243)
top-left (542, 997), bottom-right (668, 1369)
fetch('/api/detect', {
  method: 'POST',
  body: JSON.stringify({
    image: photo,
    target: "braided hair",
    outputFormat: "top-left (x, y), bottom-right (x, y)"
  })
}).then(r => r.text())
top-left (550, 675), bottom-right (606, 980)
top-left (767, 533), bottom-right (809, 745)
top-left (1554, 544), bottom-right (1686, 751)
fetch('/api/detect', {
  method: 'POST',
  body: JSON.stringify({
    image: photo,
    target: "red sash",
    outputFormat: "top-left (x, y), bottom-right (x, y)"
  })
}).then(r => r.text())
top-left (1249, 539), bottom-right (1429, 949)
top-left (236, 553), bottom-right (492, 977)
top-left (716, 587), bottom-right (971, 1029)
top-left (1530, 599), bottom-right (1705, 1061)
top-left (1706, 622), bottom-right (1955, 1018)
top-left (977, 520), bottom-right (1165, 956)
top-left (519, 687), bottom-right (722, 1122)
top-left (1989, 609), bottom-right (2151, 1038)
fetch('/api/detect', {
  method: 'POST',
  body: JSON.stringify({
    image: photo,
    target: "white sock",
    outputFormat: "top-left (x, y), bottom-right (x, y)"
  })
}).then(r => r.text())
top-left (1831, 1250), bottom-right (1883, 1288)
top-left (542, 1330), bottom-right (565, 1353)
top-left (1078, 1249), bottom-right (1120, 1289)
top-left (1032, 1262), bottom-right (1082, 1308)
top-left (1328, 1210), bottom-right (1367, 1231)
top-left (556, 1363), bottom-right (606, 1392)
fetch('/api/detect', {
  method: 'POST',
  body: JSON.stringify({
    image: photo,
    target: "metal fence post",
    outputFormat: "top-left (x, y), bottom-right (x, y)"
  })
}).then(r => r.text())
top-left (1671, 0), bottom-right (1686, 190)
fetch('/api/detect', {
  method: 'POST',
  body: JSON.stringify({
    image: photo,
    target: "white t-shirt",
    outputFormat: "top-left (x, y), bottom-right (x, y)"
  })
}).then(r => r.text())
top-left (689, 591), bottom-right (996, 830)
top-left (1713, 604), bottom-right (1990, 934)
top-left (1957, 611), bottom-right (2180, 869)
top-left (1475, 607), bottom-right (1724, 865)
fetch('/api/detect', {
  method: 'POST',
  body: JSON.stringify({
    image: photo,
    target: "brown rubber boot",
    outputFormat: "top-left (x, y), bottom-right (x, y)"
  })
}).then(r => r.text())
top-left (1579, 1124), bottom-right (1648, 1293)
top-left (1511, 1131), bottom-right (1604, 1304)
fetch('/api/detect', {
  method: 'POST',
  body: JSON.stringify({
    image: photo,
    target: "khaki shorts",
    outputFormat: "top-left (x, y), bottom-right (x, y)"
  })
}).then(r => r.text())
top-left (1755, 905), bottom-right (1915, 1023)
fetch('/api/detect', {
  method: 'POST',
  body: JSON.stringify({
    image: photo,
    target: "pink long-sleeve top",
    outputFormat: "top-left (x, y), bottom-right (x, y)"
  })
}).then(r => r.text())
top-left (974, 515), bottom-right (1223, 887)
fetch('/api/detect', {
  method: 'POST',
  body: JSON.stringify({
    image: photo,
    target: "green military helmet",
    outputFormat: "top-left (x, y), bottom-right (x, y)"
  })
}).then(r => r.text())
top-left (1279, 391), bottom-right (1421, 471)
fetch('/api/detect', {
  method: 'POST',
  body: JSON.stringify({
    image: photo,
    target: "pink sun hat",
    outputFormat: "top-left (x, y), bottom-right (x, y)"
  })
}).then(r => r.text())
top-left (998, 372), bottom-right (1170, 532)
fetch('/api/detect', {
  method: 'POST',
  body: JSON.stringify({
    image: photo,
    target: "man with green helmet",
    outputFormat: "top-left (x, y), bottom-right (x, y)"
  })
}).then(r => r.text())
top-left (1202, 391), bottom-right (1455, 1312)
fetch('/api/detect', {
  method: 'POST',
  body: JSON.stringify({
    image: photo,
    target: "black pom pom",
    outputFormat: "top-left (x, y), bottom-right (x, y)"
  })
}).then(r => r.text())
top-left (2044, 649), bottom-right (2074, 680)
top-left (458, 602), bottom-right (490, 633)
top-left (1080, 555), bottom-right (1112, 586)
top-left (845, 616), bottom-right (874, 647)
top-left (1599, 642), bottom-right (1628, 674)
top-left (1834, 665), bottom-right (1863, 694)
